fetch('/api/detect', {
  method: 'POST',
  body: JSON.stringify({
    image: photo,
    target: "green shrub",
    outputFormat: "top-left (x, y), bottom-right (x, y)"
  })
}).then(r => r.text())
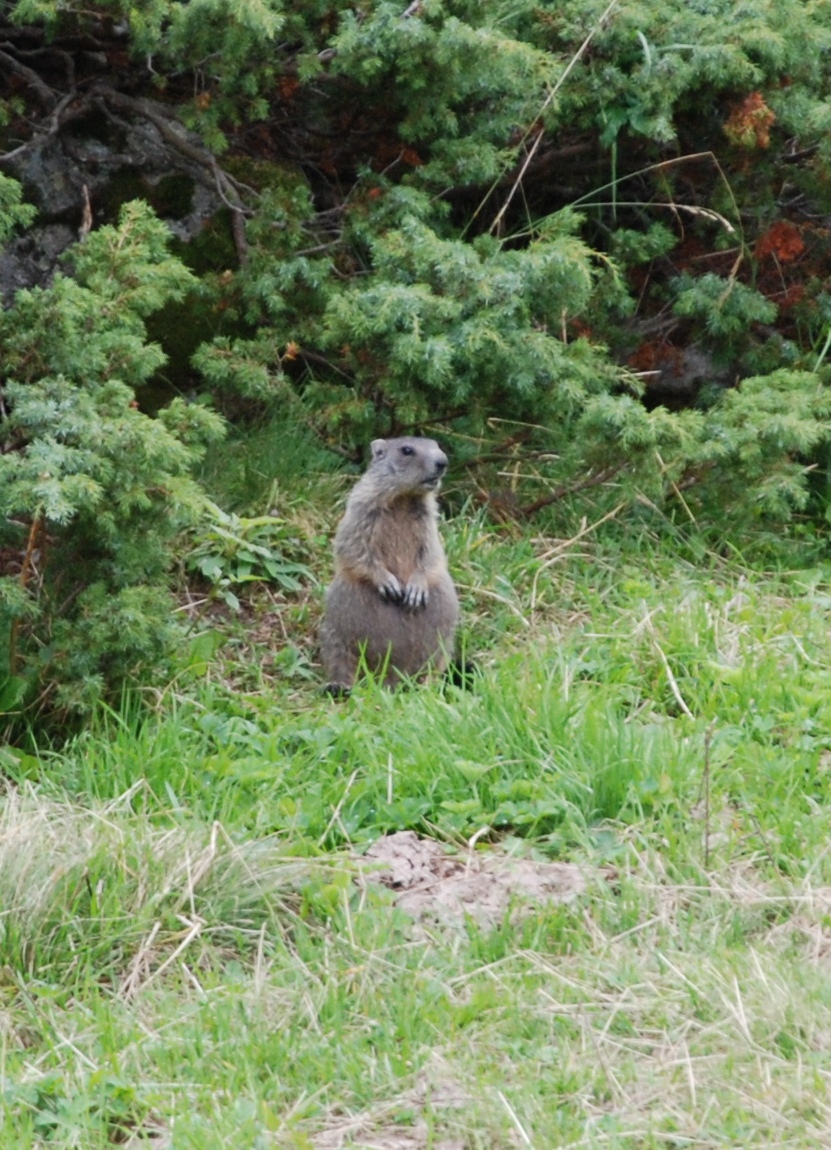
top-left (0, 200), bottom-right (225, 729)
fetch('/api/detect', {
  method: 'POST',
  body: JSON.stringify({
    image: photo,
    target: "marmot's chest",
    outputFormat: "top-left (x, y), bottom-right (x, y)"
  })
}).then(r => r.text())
top-left (371, 505), bottom-right (433, 578)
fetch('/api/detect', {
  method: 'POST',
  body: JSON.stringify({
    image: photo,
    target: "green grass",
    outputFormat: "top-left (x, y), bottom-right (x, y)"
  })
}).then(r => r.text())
top-left (5, 496), bottom-right (831, 1146)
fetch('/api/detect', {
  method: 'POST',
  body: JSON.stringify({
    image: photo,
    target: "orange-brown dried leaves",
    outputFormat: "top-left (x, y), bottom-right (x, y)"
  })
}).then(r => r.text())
top-left (724, 92), bottom-right (776, 149)
top-left (755, 220), bottom-right (805, 263)
top-left (278, 76), bottom-right (300, 101)
top-left (628, 340), bottom-right (683, 378)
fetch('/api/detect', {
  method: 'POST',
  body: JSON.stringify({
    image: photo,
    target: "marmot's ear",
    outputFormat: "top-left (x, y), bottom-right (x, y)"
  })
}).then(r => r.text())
top-left (370, 439), bottom-right (387, 461)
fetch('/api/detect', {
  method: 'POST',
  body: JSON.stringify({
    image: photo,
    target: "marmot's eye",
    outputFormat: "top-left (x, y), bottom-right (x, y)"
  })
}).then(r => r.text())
top-left (401, 445), bottom-right (415, 456)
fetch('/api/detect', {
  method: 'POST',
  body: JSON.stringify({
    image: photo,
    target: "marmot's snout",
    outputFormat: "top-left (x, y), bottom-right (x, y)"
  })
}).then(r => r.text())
top-left (424, 455), bottom-right (447, 487)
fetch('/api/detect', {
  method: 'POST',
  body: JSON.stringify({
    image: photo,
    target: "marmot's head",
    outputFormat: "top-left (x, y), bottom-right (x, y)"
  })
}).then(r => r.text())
top-left (370, 437), bottom-right (448, 493)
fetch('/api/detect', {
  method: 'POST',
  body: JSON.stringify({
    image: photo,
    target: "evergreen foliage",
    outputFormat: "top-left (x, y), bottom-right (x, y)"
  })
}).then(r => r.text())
top-left (0, 172), bottom-right (35, 244)
top-left (315, 212), bottom-right (608, 436)
top-left (0, 201), bottom-right (225, 724)
top-left (162, 0), bottom-right (831, 509)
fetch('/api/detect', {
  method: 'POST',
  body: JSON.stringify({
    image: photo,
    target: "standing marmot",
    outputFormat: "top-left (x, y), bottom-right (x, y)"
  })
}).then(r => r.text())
top-left (320, 436), bottom-right (459, 693)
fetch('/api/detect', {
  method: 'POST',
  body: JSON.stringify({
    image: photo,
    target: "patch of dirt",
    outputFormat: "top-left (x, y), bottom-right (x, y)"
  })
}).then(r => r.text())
top-left (123, 1118), bottom-right (171, 1148)
top-left (362, 830), bottom-right (586, 929)
top-left (312, 1074), bottom-right (469, 1150)
top-left (314, 1127), bottom-right (464, 1150)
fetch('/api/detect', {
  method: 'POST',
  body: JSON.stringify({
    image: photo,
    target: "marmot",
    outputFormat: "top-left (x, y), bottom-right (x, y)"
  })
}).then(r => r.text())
top-left (320, 436), bottom-right (459, 693)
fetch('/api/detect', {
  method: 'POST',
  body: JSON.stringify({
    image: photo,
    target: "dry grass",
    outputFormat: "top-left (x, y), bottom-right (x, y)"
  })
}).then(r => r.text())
top-left (4, 786), bottom-right (831, 1145)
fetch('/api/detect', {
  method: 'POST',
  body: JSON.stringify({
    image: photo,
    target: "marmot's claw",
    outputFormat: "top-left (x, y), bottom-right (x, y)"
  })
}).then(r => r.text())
top-left (378, 575), bottom-right (404, 603)
top-left (322, 682), bottom-right (351, 699)
top-left (402, 584), bottom-right (428, 612)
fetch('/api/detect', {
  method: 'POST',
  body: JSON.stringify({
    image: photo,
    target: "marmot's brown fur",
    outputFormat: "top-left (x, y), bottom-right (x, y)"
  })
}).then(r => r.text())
top-left (320, 437), bottom-right (459, 692)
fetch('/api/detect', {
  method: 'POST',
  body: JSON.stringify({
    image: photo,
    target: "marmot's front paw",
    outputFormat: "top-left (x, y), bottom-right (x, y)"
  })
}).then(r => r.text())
top-left (402, 581), bottom-right (429, 612)
top-left (377, 572), bottom-right (404, 603)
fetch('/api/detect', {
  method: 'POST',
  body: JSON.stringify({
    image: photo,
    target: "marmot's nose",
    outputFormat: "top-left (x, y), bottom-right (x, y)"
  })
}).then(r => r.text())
top-left (435, 456), bottom-right (447, 474)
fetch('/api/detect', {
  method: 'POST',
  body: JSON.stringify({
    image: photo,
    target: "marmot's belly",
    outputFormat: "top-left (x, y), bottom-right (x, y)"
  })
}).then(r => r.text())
top-left (324, 574), bottom-right (459, 678)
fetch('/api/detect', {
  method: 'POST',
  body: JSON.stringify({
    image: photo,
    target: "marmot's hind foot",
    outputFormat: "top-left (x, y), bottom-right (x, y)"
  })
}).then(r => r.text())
top-left (321, 681), bottom-right (352, 699)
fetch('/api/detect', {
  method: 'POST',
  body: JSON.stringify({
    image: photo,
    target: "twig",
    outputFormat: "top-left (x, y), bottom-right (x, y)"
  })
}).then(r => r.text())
top-left (8, 509), bottom-right (45, 676)
top-left (643, 610), bottom-right (694, 719)
top-left (0, 46), bottom-right (57, 110)
top-left (530, 502), bottom-right (625, 612)
top-left (0, 91), bottom-right (92, 164)
top-left (703, 721), bottom-right (713, 870)
top-left (519, 465), bottom-right (622, 518)
top-left (78, 183), bottom-right (93, 241)
top-left (101, 89), bottom-right (251, 262)
top-left (497, 1091), bottom-right (535, 1149)
top-left (489, 0), bottom-right (620, 235)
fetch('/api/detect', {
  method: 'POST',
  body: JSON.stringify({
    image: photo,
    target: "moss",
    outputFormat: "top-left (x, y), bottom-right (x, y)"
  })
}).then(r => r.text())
top-left (142, 286), bottom-right (227, 406)
top-left (146, 173), bottom-right (196, 219)
top-left (223, 157), bottom-right (308, 197)
top-left (98, 171), bottom-right (198, 226)
top-left (169, 209), bottom-right (237, 275)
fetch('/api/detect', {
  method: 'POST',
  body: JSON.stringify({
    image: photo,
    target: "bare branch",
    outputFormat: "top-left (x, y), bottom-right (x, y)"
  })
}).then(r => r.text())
top-left (100, 89), bottom-right (251, 262)
top-left (0, 45), bottom-right (57, 110)
top-left (0, 91), bottom-right (94, 164)
top-left (519, 465), bottom-right (621, 518)
top-left (79, 184), bottom-right (93, 241)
